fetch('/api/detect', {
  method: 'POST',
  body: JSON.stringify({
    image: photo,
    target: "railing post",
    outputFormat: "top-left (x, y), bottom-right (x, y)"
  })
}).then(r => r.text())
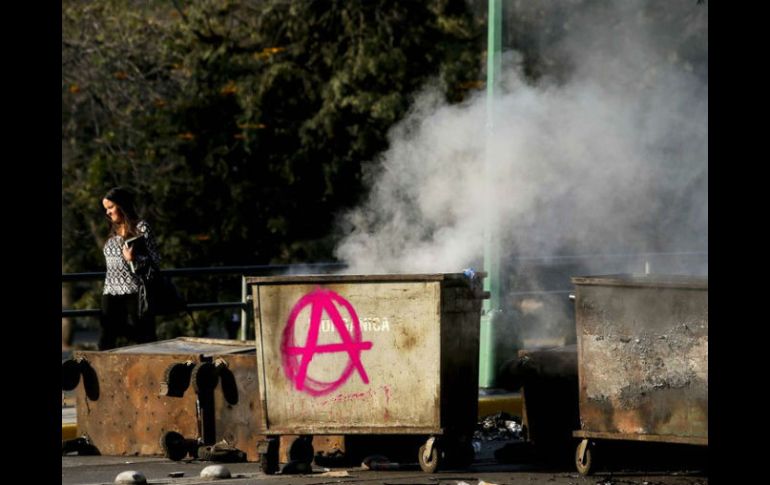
top-left (240, 276), bottom-right (248, 341)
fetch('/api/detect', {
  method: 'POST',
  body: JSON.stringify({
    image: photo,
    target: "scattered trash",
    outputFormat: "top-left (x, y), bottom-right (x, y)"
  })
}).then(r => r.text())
top-left (319, 470), bottom-right (351, 477)
top-left (61, 436), bottom-right (99, 456)
top-left (361, 454), bottom-right (401, 470)
top-left (197, 439), bottom-right (247, 462)
top-left (167, 472), bottom-right (184, 478)
top-left (475, 412), bottom-right (523, 441)
top-left (314, 448), bottom-right (348, 467)
top-left (463, 267), bottom-right (486, 295)
top-left (505, 420), bottom-right (521, 435)
top-left (361, 454), bottom-right (390, 470)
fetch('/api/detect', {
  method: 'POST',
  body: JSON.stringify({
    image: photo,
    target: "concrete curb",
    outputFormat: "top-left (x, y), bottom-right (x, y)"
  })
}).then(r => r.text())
top-left (62, 423), bottom-right (78, 441)
top-left (478, 392), bottom-right (522, 418)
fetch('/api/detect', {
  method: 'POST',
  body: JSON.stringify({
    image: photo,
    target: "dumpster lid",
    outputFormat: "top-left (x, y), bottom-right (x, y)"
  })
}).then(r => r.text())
top-left (105, 337), bottom-right (255, 355)
top-left (571, 274), bottom-right (707, 290)
top-left (245, 273), bottom-right (481, 285)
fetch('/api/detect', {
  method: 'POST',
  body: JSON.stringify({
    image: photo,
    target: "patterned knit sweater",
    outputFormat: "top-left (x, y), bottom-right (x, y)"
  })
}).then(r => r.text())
top-left (102, 220), bottom-right (161, 295)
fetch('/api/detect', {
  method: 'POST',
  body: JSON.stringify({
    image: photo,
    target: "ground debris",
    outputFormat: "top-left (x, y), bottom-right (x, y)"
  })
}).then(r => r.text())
top-left (314, 448), bottom-right (348, 467)
top-left (362, 454), bottom-right (401, 471)
top-left (474, 412), bottom-right (523, 442)
top-left (318, 470), bottom-right (350, 477)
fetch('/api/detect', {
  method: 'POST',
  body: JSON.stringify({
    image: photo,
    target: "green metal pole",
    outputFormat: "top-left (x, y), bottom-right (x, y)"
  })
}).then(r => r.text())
top-left (479, 0), bottom-right (502, 388)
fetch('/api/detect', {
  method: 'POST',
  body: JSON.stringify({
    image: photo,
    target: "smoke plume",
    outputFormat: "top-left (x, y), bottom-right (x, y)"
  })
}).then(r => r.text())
top-left (335, 1), bottom-right (707, 283)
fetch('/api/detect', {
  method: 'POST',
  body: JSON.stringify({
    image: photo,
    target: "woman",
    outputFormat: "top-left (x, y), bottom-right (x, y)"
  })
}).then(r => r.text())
top-left (99, 186), bottom-right (161, 350)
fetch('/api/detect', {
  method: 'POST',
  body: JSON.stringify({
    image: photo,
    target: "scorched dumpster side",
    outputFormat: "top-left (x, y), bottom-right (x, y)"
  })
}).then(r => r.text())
top-left (571, 274), bottom-right (708, 475)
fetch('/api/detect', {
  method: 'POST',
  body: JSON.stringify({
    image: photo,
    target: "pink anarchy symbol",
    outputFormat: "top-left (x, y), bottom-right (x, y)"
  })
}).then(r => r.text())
top-left (281, 288), bottom-right (373, 396)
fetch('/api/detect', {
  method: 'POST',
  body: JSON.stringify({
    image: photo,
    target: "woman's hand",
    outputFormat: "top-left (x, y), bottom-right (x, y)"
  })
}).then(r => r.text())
top-left (122, 245), bottom-right (134, 262)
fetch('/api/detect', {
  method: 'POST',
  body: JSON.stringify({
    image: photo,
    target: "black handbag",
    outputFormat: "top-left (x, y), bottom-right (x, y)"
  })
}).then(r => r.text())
top-left (137, 263), bottom-right (187, 317)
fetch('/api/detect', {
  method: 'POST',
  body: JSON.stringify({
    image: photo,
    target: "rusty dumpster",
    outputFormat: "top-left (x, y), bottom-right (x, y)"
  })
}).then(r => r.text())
top-left (247, 273), bottom-right (486, 473)
top-left (571, 274), bottom-right (708, 475)
top-left (62, 337), bottom-right (263, 461)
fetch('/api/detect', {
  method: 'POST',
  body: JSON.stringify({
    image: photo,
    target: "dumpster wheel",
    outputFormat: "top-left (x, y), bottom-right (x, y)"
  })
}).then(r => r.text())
top-left (259, 437), bottom-right (279, 475)
top-left (575, 439), bottom-right (595, 476)
top-left (288, 435), bottom-right (314, 463)
top-left (418, 438), bottom-right (443, 473)
top-left (160, 431), bottom-right (189, 461)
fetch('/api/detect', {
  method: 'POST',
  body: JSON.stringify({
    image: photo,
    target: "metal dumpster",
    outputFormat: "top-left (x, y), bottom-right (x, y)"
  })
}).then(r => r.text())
top-left (571, 274), bottom-right (708, 475)
top-left (497, 345), bottom-right (579, 464)
top-left (247, 273), bottom-right (486, 473)
top-left (62, 337), bottom-right (263, 461)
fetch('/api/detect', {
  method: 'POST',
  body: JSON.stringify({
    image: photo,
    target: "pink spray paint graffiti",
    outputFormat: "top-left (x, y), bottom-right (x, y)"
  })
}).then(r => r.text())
top-left (281, 288), bottom-right (373, 396)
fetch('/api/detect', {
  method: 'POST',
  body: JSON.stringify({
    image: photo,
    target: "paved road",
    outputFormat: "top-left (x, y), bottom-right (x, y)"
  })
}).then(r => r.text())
top-left (62, 453), bottom-right (708, 485)
top-left (61, 344), bottom-right (709, 485)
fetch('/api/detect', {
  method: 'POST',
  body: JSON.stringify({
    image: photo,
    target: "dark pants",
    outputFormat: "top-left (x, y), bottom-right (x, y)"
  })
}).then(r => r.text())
top-left (99, 293), bottom-right (156, 350)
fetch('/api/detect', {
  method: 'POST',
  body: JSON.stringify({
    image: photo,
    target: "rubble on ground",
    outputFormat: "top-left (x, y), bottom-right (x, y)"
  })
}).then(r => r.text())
top-left (474, 412), bottom-right (523, 442)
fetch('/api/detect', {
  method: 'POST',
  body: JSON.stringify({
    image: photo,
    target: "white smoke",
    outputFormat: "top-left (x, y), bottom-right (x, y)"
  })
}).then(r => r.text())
top-left (335, 1), bottom-right (707, 280)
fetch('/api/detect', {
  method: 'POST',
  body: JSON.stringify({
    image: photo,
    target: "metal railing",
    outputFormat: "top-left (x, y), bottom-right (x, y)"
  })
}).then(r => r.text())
top-left (502, 250), bottom-right (708, 295)
top-left (62, 251), bottom-right (706, 340)
top-left (61, 262), bottom-right (347, 340)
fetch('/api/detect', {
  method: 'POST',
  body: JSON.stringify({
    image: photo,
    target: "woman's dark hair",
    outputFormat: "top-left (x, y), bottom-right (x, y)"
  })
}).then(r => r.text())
top-left (104, 186), bottom-right (140, 236)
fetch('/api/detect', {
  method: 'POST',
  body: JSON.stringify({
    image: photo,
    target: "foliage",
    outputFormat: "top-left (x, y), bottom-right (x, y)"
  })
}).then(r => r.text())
top-left (62, 0), bottom-right (482, 336)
